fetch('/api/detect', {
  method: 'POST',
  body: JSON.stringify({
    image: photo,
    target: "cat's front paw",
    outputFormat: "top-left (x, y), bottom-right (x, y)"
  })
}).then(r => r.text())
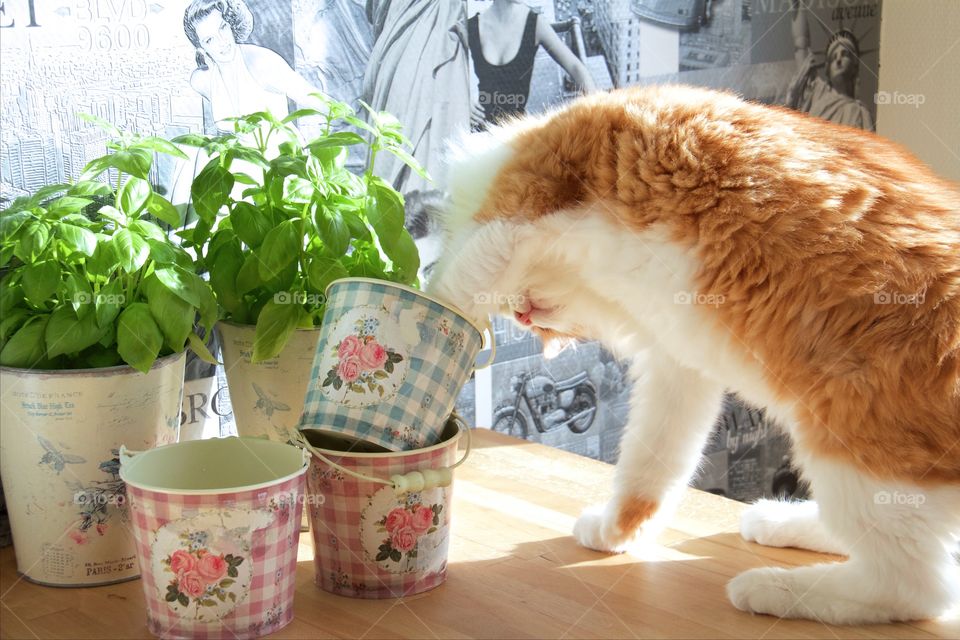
top-left (573, 504), bottom-right (633, 553)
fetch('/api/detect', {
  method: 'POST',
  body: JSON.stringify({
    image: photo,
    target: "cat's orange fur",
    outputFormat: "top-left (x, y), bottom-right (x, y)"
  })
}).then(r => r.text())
top-left (470, 85), bottom-right (960, 486)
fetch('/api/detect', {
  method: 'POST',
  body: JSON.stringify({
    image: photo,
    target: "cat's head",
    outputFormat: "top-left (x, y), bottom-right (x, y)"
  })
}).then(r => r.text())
top-left (427, 123), bottom-right (590, 356)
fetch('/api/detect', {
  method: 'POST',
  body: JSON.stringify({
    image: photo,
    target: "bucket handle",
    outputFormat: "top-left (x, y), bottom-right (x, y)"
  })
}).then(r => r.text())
top-left (118, 445), bottom-right (141, 464)
top-left (475, 318), bottom-right (496, 370)
top-left (292, 414), bottom-right (472, 495)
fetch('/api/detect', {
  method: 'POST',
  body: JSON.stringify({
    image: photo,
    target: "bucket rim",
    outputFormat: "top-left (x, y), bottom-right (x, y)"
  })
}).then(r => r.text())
top-left (216, 319), bottom-right (322, 333)
top-left (301, 419), bottom-right (465, 461)
top-left (0, 349), bottom-right (186, 376)
top-left (120, 436), bottom-right (309, 495)
top-left (324, 277), bottom-right (486, 343)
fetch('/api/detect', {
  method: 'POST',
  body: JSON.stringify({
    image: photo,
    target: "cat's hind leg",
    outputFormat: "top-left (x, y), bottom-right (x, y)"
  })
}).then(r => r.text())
top-left (740, 499), bottom-right (847, 555)
top-left (728, 455), bottom-right (960, 624)
top-left (573, 347), bottom-right (725, 552)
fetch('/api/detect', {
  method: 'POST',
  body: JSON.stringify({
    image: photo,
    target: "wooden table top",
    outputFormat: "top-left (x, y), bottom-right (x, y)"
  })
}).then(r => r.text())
top-left (1, 428), bottom-right (958, 639)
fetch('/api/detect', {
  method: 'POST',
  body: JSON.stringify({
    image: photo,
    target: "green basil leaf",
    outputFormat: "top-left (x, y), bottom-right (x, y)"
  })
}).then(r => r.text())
top-left (0, 316), bottom-right (50, 368)
top-left (342, 210), bottom-right (372, 243)
top-left (97, 205), bottom-right (127, 227)
top-left (146, 238), bottom-right (178, 265)
top-left (95, 278), bottom-right (125, 328)
top-left (282, 176), bottom-right (314, 204)
top-left (135, 136), bottom-right (188, 159)
top-left (0, 245), bottom-right (13, 267)
top-left (145, 275), bottom-right (194, 351)
top-left (69, 180), bottom-right (112, 198)
top-left (0, 309), bottom-right (31, 347)
top-left (78, 112), bottom-right (120, 136)
top-left (117, 303), bottom-right (164, 373)
top-left (231, 202), bottom-right (274, 249)
top-left (192, 161), bottom-right (234, 222)
top-left (113, 228), bottom-right (150, 273)
top-left (22, 260), bottom-right (60, 307)
top-left (63, 272), bottom-right (94, 317)
top-left (86, 238), bottom-right (119, 278)
top-left (306, 132), bottom-right (366, 153)
top-left (105, 148), bottom-right (153, 180)
top-left (187, 331), bottom-right (220, 365)
top-left (153, 266), bottom-right (217, 330)
top-left (46, 197), bottom-right (94, 218)
top-left (252, 299), bottom-right (302, 362)
top-left (170, 133), bottom-right (209, 148)
top-left (129, 220), bottom-right (166, 242)
top-left (14, 220), bottom-right (51, 261)
top-left (1, 278), bottom-right (24, 315)
top-left (306, 255), bottom-right (348, 293)
top-left (381, 228), bottom-right (420, 284)
top-left (45, 306), bottom-right (105, 359)
top-left (315, 206), bottom-right (350, 257)
top-left (145, 193), bottom-right (182, 227)
top-left (1, 211), bottom-right (33, 243)
top-left (208, 240), bottom-right (245, 316)
top-left (366, 179), bottom-right (405, 240)
top-left (258, 219), bottom-right (299, 280)
top-left (119, 177), bottom-right (151, 218)
top-left (58, 224), bottom-right (97, 257)
top-left (236, 252), bottom-right (263, 295)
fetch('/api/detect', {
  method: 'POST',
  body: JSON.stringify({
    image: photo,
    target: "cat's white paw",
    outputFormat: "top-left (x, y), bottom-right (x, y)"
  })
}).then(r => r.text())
top-left (727, 565), bottom-right (937, 624)
top-left (573, 504), bottom-right (632, 553)
top-left (739, 502), bottom-right (787, 546)
top-left (739, 500), bottom-right (846, 555)
top-left (726, 567), bottom-right (797, 618)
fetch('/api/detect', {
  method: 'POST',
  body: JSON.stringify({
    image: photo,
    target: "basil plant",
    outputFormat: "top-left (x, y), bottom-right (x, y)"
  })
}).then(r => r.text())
top-left (0, 115), bottom-right (217, 373)
top-left (176, 94), bottom-right (425, 363)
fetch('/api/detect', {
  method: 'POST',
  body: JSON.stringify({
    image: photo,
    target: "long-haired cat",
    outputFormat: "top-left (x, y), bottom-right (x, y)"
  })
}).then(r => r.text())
top-left (427, 85), bottom-right (960, 624)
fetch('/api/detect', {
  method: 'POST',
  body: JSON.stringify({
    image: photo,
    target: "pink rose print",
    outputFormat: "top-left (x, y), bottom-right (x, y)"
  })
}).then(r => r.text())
top-left (390, 526), bottom-right (417, 552)
top-left (68, 529), bottom-right (88, 545)
top-left (196, 553), bottom-right (228, 584)
top-left (337, 335), bottom-right (361, 359)
top-left (178, 571), bottom-right (206, 599)
top-left (358, 341), bottom-right (388, 370)
top-left (170, 549), bottom-right (196, 575)
top-left (384, 507), bottom-right (412, 533)
top-left (337, 356), bottom-right (362, 382)
top-left (411, 505), bottom-right (434, 534)
top-left (96, 523), bottom-right (108, 536)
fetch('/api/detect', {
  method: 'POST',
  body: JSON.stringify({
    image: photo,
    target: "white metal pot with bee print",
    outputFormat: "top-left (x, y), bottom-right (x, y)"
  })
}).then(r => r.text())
top-left (216, 322), bottom-right (321, 442)
top-left (0, 351), bottom-right (185, 586)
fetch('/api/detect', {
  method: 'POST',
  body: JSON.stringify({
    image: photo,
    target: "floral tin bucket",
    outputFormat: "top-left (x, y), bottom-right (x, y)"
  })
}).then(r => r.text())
top-left (300, 278), bottom-right (493, 451)
top-left (0, 351), bottom-right (184, 586)
top-left (120, 437), bottom-right (309, 639)
top-left (295, 414), bottom-right (468, 599)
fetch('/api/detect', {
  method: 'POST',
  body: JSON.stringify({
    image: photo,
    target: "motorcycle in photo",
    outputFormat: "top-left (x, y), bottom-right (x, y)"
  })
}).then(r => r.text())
top-left (492, 371), bottom-right (598, 438)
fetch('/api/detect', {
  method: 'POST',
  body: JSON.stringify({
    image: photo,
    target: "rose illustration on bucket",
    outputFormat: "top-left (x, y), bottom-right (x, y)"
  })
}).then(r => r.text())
top-left (163, 545), bottom-right (244, 608)
top-left (374, 502), bottom-right (442, 563)
top-left (315, 307), bottom-right (408, 408)
top-left (321, 317), bottom-right (405, 397)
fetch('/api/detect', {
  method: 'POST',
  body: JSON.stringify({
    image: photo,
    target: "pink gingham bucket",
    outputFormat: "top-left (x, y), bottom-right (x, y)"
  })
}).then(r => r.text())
top-left (120, 438), bottom-right (309, 639)
top-left (295, 415), bottom-right (468, 598)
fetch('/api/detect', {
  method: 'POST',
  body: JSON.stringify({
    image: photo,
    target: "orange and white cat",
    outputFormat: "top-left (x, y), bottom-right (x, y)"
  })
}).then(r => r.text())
top-left (428, 85), bottom-right (960, 624)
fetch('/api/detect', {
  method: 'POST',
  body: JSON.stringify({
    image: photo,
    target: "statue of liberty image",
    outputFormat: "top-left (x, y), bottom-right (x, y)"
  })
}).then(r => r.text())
top-left (785, 0), bottom-right (876, 131)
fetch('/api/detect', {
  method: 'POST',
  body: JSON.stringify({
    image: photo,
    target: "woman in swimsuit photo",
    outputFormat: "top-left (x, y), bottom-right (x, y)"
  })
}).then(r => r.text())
top-left (468, 0), bottom-right (597, 128)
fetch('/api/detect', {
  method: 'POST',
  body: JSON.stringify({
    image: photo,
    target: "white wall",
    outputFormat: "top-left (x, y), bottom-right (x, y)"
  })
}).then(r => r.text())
top-left (876, 0), bottom-right (960, 182)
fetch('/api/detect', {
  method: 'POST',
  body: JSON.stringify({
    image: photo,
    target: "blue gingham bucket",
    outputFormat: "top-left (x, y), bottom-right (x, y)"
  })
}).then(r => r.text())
top-left (299, 278), bottom-right (492, 451)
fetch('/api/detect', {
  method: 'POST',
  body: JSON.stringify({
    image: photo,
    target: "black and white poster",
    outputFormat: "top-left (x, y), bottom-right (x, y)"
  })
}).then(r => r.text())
top-left (0, 0), bottom-right (882, 502)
